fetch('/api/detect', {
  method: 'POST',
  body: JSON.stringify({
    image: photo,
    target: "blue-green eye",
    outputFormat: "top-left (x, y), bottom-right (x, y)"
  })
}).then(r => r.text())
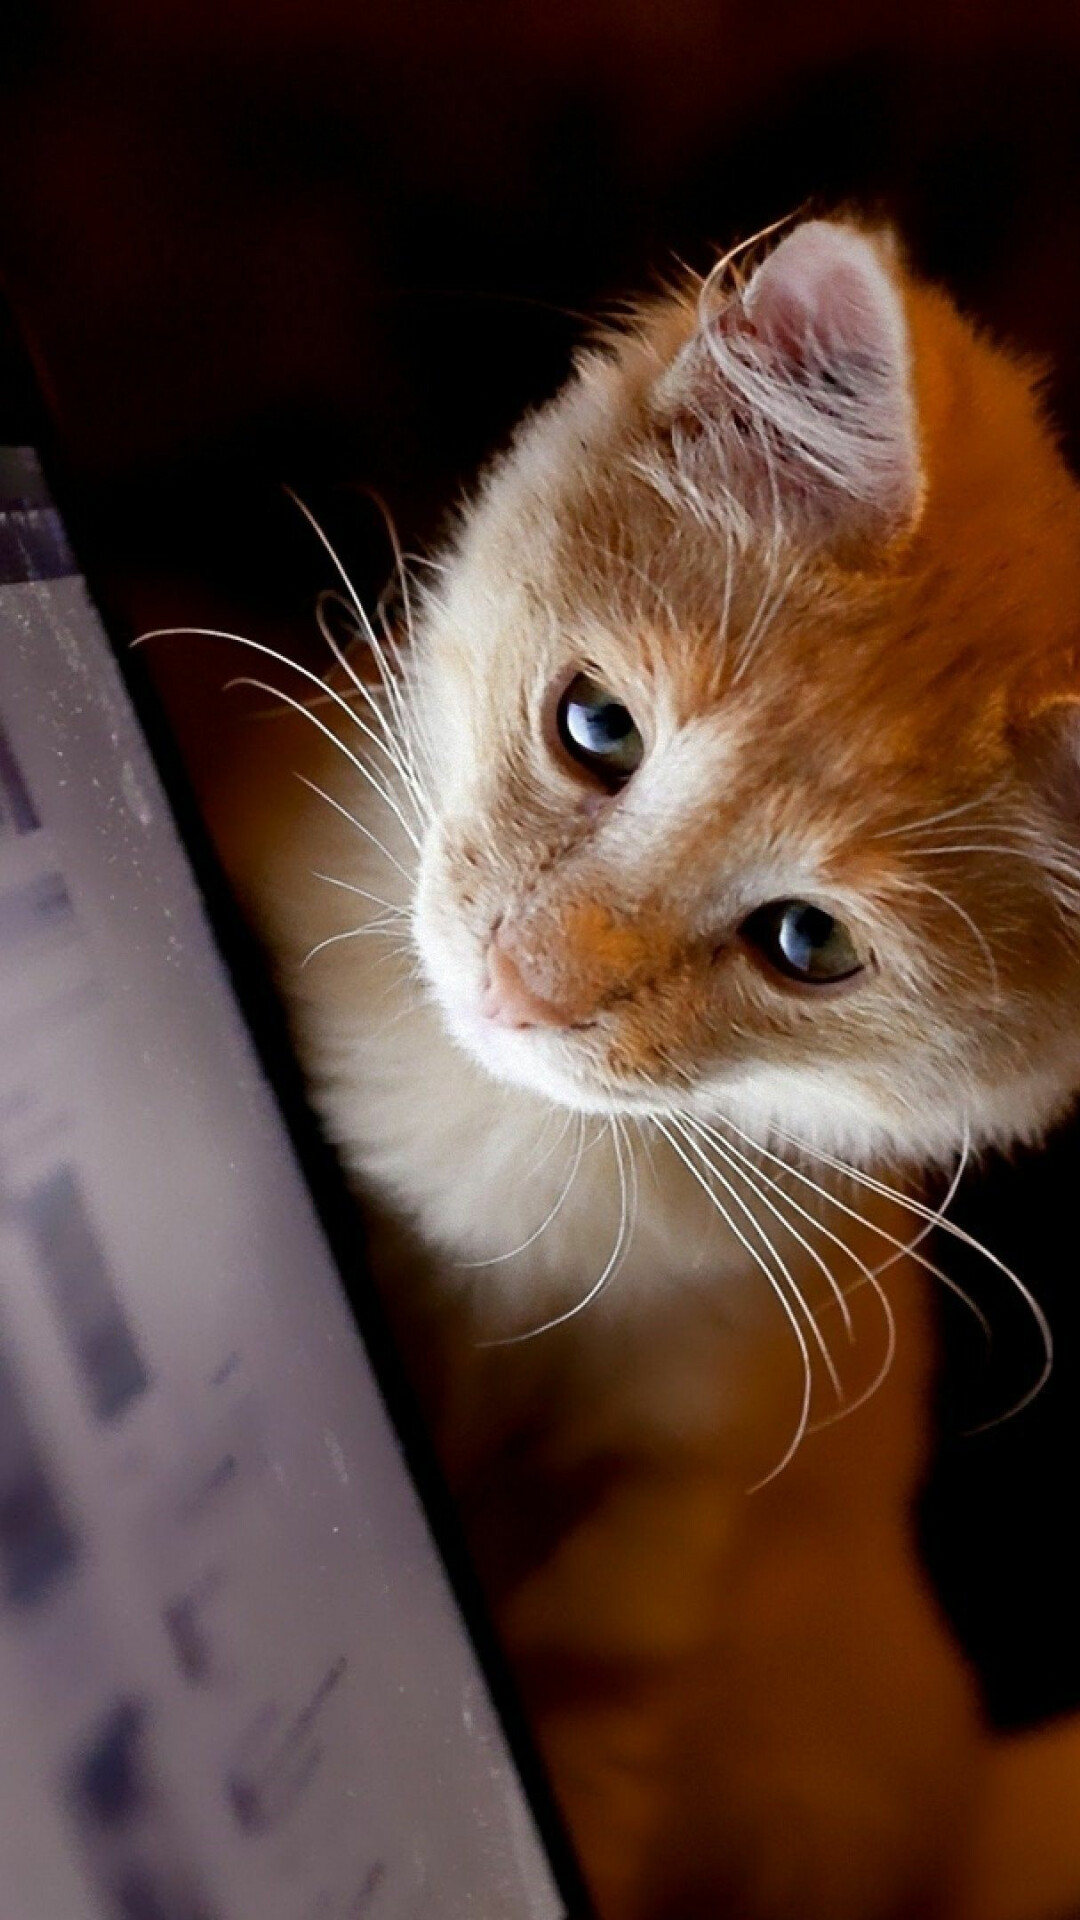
top-left (741, 900), bottom-right (865, 985)
top-left (556, 673), bottom-right (644, 785)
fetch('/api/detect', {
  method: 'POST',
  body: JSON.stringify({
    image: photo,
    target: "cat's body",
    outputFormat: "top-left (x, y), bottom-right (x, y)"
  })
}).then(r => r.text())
top-left (225, 737), bottom-right (977, 1919)
top-left (212, 220), bottom-right (1080, 1917)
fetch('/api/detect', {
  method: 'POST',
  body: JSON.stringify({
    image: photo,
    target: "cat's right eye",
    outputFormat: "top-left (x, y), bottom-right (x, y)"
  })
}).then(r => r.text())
top-left (740, 900), bottom-right (866, 987)
top-left (554, 673), bottom-right (644, 788)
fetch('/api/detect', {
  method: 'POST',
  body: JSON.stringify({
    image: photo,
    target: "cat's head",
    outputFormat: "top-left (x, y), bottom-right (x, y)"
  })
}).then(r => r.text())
top-left (409, 218), bottom-right (1080, 1167)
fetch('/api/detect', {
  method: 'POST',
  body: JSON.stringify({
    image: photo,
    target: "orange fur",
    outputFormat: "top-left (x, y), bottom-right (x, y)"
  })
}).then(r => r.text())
top-left (207, 220), bottom-right (1080, 1918)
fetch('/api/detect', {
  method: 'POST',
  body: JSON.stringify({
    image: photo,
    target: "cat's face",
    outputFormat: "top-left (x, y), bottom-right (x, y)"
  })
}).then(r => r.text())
top-left (410, 222), bottom-right (1080, 1166)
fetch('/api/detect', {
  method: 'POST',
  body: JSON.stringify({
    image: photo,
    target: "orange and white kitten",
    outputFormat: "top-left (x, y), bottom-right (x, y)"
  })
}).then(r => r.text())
top-left (217, 220), bottom-right (1080, 1919)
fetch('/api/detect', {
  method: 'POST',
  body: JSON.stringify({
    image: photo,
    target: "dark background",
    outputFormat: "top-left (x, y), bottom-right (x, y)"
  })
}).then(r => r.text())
top-left (3, 0), bottom-right (1080, 1730)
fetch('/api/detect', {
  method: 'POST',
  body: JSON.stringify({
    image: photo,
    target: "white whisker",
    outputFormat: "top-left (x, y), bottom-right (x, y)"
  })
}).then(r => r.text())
top-left (672, 1115), bottom-right (844, 1402)
top-left (868, 1133), bottom-right (968, 1279)
top-left (459, 1115), bottom-right (586, 1268)
top-left (681, 1115), bottom-right (855, 1339)
top-left (137, 621), bottom-right (424, 822)
top-left (295, 774), bottom-right (415, 885)
top-left (764, 1120), bottom-right (1053, 1422)
top-left (523, 1106), bottom-right (576, 1182)
top-left (869, 788), bottom-right (1008, 840)
top-left (225, 673), bottom-right (422, 855)
top-left (312, 591), bottom-right (429, 816)
top-left (309, 869), bottom-right (407, 915)
top-left (709, 1111), bottom-right (994, 1348)
top-left (363, 484), bottom-right (418, 653)
top-left (316, 585), bottom-right (423, 785)
top-left (653, 1116), bottom-right (813, 1486)
top-left (478, 1118), bottom-right (634, 1345)
top-left (683, 1115), bottom-right (899, 1429)
top-left (886, 874), bottom-right (1000, 1003)
top-left (283, 487), bottom-right (423, 764)
top-left (301, 920), bottom-right (408, 968)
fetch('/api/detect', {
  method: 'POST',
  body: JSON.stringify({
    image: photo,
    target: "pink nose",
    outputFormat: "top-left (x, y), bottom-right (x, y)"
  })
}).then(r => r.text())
top-left (481, 934), bottom-right (570, 1030)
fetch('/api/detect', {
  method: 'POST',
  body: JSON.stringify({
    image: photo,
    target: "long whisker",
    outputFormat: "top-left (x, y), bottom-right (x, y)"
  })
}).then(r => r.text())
top-left (522, 1105), bottom-right (575, 1182)
top-left (683, 1115), bottom-right (899, 1428)
top-left (283, 487), bottom-right (423, 764)
top-left (312, 591), bottom-right (429, 816)
top-left (458, 1115), bottom-right (587, 1268)
top-left (680, 1115), bottom-right (854, 1339)
top-left (317, 585), bottom-right (426, 793)
top-left (871, 822), bottom-right (1080, 914)
top-left (886, 874), bottom-right (1000, 1003)
top-left (653, 1116), bottom-right (813, 1486)
top-left (671, 1116), bottom-right (844, 1401)
top-left (763, 1120), bottom-right (1054, 1420)
top-left (868, 1133), bottom-right (968, 1280)
top-left (478, 1118), bottom-right (634, 1345)
top-left (137, 621), bottom-right (423, 820)
top-left (730, 1105), bottom-right (1053, 1420)
top-left (295, 774), bottom-right (415, 885)
top-left (871, 814), bottom-right (1080, 854)
top-left (360, 483), bottom-right (418, 655)
top-left (708, 1110), bottom-right (993, 1347)
top-left (619, 1112), bottom-right (640, 1251)
top-left (310, 591), bottom-right (401, 746)
top-left (897, 840), bottom-right (1080, 919)
top-left (224, 673), bottom-right (423, 855)
top-left (869, 788), bottom-right (1008, 840)
top-left (367, 998), bottom-right (428, 1046)
top-left (310, 869), bottom-right (408, 915)
top-left (301, 920), bottom-right (410, 968)
top-left (630, 1112), bottom-right (661, 1187)
top-left (891, 837), bottom-right (1080, 867)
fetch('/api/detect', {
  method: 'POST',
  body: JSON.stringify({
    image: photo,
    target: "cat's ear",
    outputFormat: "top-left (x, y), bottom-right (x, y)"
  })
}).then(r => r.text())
top-left (653, 220), bottom-right (924, 553)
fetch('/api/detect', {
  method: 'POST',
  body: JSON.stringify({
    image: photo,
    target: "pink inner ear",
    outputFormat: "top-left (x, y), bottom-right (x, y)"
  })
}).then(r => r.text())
top-left (655, 219), bottom-right (922, 544)
top-left (742, 222), bottom-right (906, 380)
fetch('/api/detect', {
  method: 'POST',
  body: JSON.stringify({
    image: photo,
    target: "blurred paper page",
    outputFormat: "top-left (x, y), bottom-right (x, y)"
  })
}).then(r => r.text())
top-left (0, 448), bottom-right (567, 1920)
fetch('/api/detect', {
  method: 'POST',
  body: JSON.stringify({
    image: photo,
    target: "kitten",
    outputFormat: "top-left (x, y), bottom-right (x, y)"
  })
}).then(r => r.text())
top-left (214, 219), bottom-right (1080, 1919)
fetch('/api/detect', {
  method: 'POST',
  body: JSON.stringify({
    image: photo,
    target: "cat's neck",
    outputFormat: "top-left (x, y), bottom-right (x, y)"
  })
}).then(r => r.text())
top-left (259, 764), bottom-right (867, 1352)
top-left (218, 714), bottom-right (936, 1486)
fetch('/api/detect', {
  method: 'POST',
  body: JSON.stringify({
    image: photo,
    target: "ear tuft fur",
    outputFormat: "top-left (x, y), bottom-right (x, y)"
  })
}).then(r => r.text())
top-left (654, 220), bottom-right (924, 551)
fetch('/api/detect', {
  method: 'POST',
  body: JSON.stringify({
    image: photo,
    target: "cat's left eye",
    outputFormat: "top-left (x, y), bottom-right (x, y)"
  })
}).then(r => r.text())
top-left (740, 900), bottom-right (866, 986)
top-left (555, 673), bottom-right (644, 786)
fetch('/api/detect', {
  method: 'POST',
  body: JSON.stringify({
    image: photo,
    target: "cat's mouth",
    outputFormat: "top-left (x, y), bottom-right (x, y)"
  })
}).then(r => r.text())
top-left (436, 985), bottom-right (682, 1116)
top-left (416, 894), bottom-right (693, 1112)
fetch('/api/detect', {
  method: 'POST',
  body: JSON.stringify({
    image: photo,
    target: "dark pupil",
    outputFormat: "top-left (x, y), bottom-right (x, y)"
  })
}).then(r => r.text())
top-left (576, 700), bottom-right (632, 748)
top-left (783, 905), bottom-right (835, 962)
top-left (741, 898), bottom-right (862, 986)
top-left (557, 674), bottom-right (644, 782)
